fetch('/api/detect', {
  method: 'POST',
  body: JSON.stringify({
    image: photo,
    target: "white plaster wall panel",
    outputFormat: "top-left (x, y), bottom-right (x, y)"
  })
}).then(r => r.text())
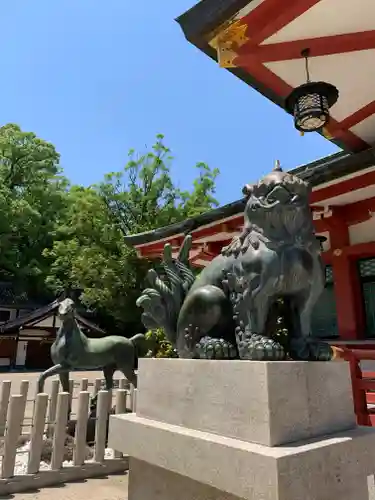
top-left (349, 216), bottom-right (375, 245)
top-left (314, 185), bottom-right (375, 207)
top-left (195, 232), bottom-right (240, 243)
top-left (21, 328), bottom-right (50, 337)
top-left (350, 114), bottom-right (375, 145)
top-left (235, 0), bottom-right (266, 19)
top-left (263, 0), bottom-right (375, 44)
top-left (30, 315), bottom-right (55, 328)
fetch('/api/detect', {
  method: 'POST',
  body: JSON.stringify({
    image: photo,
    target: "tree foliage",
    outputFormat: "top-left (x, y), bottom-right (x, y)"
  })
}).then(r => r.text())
top-left (0, 124), bottom-right (68, 299)
top-left (0, 124), bottom-right (293, 348)
top-left (145, 328), bottom-right (177, 358)
top-left (99, 134), bottom-right (219, 235)
top-left (44, 134), bottom-right (219, 332)
top-left (0, 126), bottom-right (218, 332)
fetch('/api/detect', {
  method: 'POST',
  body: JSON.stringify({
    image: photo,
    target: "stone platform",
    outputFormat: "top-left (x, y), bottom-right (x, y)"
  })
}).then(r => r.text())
top-left (109, 359), bottom-right (375, 500)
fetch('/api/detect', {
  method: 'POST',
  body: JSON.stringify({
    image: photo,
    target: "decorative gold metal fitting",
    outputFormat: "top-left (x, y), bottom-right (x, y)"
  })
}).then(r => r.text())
top-left (322, 127), bottom-right (333, 140)
top-left (210, 20), bottom-right (249, 68)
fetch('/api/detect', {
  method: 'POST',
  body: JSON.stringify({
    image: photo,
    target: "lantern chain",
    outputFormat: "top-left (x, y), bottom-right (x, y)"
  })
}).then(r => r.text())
top-left (301, 48), bottom-right (311, 83)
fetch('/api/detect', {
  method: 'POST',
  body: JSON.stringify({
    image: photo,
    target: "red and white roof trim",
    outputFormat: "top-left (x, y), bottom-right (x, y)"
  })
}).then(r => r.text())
top-left (230, 0), bottom-right (375, 151)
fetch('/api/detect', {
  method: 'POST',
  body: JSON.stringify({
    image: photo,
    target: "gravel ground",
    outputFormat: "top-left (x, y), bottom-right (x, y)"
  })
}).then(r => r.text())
top-left (1, 439), bottom-right (115, 476)
top-left (13, 473), bottom-right (128, 500)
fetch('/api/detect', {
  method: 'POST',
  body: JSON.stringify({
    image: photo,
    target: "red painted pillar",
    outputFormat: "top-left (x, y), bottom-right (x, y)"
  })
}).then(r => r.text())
top-left (329, 216), bottom-right (364, 340)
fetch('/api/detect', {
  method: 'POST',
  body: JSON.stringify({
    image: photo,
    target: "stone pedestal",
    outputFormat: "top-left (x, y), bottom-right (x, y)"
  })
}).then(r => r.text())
top-left (108, 359), bottom-right (375, 500)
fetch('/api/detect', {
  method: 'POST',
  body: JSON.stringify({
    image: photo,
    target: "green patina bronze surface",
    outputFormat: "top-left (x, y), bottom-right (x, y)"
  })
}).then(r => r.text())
top-left (137, 163), bottom-right (333, 362)
top-left (37, 298), bottom-right (149, 394)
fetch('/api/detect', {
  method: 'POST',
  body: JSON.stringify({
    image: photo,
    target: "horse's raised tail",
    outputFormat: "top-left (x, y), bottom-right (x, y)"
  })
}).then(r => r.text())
top-left (130, 333), bottom-right (150, 358)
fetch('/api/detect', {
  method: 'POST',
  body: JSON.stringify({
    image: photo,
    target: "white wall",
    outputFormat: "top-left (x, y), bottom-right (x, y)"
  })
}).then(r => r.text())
top-left (15, 341), bottom-right (27, 366)
top-left (21, 328), bottom-right (51, 337)
top-left (31, 314), bottom-right (56, 328)
top-left (349, 216), bottom-right (375, 245)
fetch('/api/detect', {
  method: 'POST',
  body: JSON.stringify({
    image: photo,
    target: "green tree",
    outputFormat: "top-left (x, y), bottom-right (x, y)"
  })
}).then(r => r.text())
top-left (145, 329), bottom-right (177, 358)
top-left (99, 134), bottom-right (219, 235)
top-left (0, 124), bottom-right (68, 298)
top-left (45, 135), bottom-right (219, 333)
top-left (44, 186), bottom-right (144, 331)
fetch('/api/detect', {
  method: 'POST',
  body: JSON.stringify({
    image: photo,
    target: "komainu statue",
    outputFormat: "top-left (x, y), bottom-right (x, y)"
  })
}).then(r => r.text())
top-left (137, 162), bottom-right (334, 362)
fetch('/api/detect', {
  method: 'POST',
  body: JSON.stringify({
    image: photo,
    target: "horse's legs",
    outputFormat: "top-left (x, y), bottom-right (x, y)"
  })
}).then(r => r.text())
top-left (103, 365), bottom-right (115, 391)
top-left (90, 366), bottom-right (115, 413)
top-left (120, 368), bottom-right (137, 389)
top-left (37, 364), bottom-right (63, 393)
top-left (59, 370), bottom-right (70, 392)
top-left (59, 370), bottom-right (72, 418)
top-left (102, 365), bottom-right (116, 414)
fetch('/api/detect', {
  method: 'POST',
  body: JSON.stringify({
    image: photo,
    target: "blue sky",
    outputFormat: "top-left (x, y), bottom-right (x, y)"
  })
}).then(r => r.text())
top-left (1, 0), bottom-right (339, 205)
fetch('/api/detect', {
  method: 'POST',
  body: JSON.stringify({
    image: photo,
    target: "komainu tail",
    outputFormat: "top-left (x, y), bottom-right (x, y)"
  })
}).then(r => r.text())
top-left (129, 333), bottom-right (150, 358)
top-left (136, 236), bottom-right (195, 345)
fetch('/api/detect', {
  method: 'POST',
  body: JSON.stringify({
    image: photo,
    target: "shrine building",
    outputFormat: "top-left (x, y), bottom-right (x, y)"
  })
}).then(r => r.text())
top-left (124, 0), bottom-right (375, 347)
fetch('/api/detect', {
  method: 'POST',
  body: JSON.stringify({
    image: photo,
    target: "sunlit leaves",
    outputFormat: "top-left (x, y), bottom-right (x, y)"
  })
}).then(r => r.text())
top-left (0, 124), bottom-right (68, 298)
top-left (45, 134), bottom-right (219, 332)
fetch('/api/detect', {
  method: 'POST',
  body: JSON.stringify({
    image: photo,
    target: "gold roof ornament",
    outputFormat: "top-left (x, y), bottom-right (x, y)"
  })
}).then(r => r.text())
top-left (299, 128), bottom-right (332, 139)
top-left (209, 20), bottom-right (249, 68)
top-left (322, 127), bottom-right (333, 140)
top-left (216, 41), bottom-right (238, 68)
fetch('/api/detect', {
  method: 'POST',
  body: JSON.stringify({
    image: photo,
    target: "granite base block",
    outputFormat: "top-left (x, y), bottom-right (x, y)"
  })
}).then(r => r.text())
top-left (135, 358), bottom-right (355, 446)
top-left (108, 359), bottom-right (375, 500)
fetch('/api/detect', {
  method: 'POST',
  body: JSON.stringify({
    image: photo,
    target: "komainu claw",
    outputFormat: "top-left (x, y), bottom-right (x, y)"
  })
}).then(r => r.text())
top-left (237, 333), bottom-right (285, 361)
top-left (195, 336), bottom-right (237, 360)
top-left (289, 338), bottom-right (333, 361)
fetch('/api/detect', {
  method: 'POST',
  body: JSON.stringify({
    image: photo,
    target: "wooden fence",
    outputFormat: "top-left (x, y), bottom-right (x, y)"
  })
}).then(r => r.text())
top-left (0, 377), bottom-right (135, 495)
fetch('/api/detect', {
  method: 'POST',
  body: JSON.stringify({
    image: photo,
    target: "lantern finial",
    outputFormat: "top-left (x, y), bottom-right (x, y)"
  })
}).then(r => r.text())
top-left (273, 160), bottom-right (282, 172)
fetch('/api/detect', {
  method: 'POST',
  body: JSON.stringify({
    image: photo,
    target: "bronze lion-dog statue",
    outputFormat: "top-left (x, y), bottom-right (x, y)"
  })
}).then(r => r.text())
top-left (137, 162), bottom-right (334, 361)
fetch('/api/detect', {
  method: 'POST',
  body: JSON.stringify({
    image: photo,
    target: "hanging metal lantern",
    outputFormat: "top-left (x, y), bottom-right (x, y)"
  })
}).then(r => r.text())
top-left (285, 49), bottom-right (339, 133)
top-left (316, 235), bottom-right (327, 252)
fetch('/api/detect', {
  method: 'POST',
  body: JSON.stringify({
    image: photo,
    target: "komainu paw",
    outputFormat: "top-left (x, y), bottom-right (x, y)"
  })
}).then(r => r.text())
top-left (289, 338), bottom-right (333, 361)
top-left (185, 324), bottom-right (237, 359)
top-left (195, 336), bottom-right (237, 360)
top-left (235, 326), bottom-right (285, 361)
top-left (184, 324), bottom-right (201, 357)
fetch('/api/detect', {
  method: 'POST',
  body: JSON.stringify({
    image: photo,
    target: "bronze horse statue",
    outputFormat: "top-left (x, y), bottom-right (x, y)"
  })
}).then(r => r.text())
top-left (37, 298), bottom-right (149, 394)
